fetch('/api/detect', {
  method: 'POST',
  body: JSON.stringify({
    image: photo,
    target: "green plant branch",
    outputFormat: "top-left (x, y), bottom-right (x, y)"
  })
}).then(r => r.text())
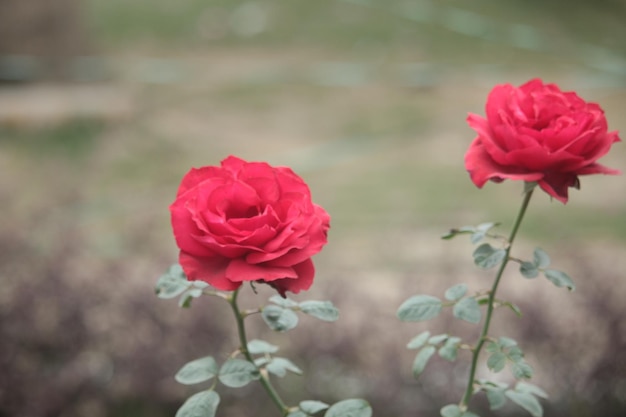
top-left (460, 184), bottom-right (535, 409)
top-left (228, 288), bottom-right (290, 416)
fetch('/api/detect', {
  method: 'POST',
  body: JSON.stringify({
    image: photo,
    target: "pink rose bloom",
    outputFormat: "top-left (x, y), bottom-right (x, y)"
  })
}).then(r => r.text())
top-left (170, 156), bottom-right (330, 296)
top-left (465, 78), bottom-right (620, 203)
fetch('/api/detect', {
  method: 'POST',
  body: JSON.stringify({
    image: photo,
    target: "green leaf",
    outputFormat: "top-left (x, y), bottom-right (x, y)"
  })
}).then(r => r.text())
top-left (175, 356), bottom-right (218, 385)
top-left (254, 357), bottom-right (270, 367)
top-left (485, 341), bottom-right (500, 354)
top-left (179, 293), bottom-right (194, 308)
top-left (428, 334), bottom-right (449, 345)
top-left (262, 305), bottom-right (299, 332)
top-left (498, 337), bottom-right (518, 348)
top-left (445, 284), bottom-right (468, 301)
top-left (453, 297), bottom-right (482, 324)
top-left (543, 269), bottom-right (575, 291)
top-left (477, 222), bottom-right (499, 233)
top-left (247, 339), bottom-right (279, 355)
top-left (470, 231), bottom-right (486, 244)
top-left (156, 264), bottom-right (190, 299)
top-left (532, 248), bottom-right (551, 268)
top-left (269, 295), bottom-right (299, 308)
top-left (506, 389), bottom-right (543, 417)
top-left (440, 404), bottom-right (463, 417)
top-left (438, 337), bottom-right (461, 361)
top-left (218, 359), bottom-right (259, 388)
top-left (266, 357), bottom-right (303, 377)
top-left (473, 243), bottom-right (506, 269)
top-left (487, 352), bottom-right (506, 373)
top-left (407, 331), bottom-right (431, 350)
top-left (178, 288), bottom-right (203, 308)
top-left (324, 399), bottom-right (372, 417)
top-left (191, 280), bottom-right (209, 289)
top-left (287, 412), bottom-right (307, 417)
top-left (397, 295), bottom-right (442, 321)
top-left (300, 400), bottom-right (329, 414)
top-left (413, 345), bottom-right (436, 377)
top-left (299, 300), bottom-right (339, 322)
top-left (507, 346), bottom-right (524, 362)
top-left (519, 261), bottom-right (539, 279)
top-left (516, 382), bottom-right (548, 399)
top-left (511, 361), bottom-right (534, 379)
top-left (485, 388), bottom-right (507, 410)
top-left (175, 390), bottom-right (220, 417)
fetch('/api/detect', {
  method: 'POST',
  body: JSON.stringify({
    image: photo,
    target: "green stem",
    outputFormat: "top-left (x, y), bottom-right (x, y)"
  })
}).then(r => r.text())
top-left (229, 288), bottom-right (290, 416)
top-left (461, 185), bottom-right (535, 408)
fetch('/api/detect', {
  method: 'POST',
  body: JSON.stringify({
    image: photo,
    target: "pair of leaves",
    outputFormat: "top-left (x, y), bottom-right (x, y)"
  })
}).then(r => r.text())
top-left (175, 356), bottom-right (259, 388)
top-left (519, 248), bottom-right (575, 291)
top-left (480, 380), bottom-right (548, 417)
top-left (407, 331), bottom-right (462, 376)
top-left (485, 337), bottom-right (533, 379)
top-left (288, 399), bottom-right (371, 417)
top-left (397, 284), bottom-right (481, 324)
top-left (263, 297), bottom-right (340, 332)
top-left (155, 264), bottom-right (210, 308)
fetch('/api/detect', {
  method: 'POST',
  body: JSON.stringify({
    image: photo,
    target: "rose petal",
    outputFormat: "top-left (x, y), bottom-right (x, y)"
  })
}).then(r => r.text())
top-left (267, 259), bottom-right (315, 297)
top-left (179, 251), bottom-right (239, 291)
top-left (225, 259), bottom-right (297, 282)
top-left (465, 137), bottom-right (543, 187)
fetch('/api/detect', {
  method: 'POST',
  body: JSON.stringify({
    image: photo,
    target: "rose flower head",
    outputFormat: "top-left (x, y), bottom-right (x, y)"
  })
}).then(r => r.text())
top-left (465, 78), bottom-right (621, 203)
top-left (170, 156), bottom-right (330, 297)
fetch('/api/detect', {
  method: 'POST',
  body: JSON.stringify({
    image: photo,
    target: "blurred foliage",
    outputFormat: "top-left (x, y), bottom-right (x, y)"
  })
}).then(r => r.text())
top-left (1, 0), bottom-right (625, 416)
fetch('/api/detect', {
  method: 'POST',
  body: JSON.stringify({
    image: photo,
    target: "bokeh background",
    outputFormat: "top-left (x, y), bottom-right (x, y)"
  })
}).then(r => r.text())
top-left (1, 0), bottom-right (625, 416)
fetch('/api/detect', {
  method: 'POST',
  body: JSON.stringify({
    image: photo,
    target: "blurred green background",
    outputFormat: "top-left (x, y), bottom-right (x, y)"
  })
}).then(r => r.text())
top-left (1, 1), bottom-right (625, 416)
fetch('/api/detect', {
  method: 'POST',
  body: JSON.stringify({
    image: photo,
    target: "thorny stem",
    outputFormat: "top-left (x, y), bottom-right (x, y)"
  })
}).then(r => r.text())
top-left (460, 185), bottom-right (535, 409)
top-left (229, 288), bottom-right (290, 416)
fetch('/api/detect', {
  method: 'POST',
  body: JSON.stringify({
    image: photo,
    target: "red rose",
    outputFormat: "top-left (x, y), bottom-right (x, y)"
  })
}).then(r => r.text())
top-left (465, 78), bottom-right (620, 203)
top-left (170, 156), bottom-right (330, 296)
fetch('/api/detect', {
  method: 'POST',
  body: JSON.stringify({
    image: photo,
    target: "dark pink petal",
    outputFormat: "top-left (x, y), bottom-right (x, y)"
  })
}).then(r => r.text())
top-left (170, 202), bottom-right (216, 257)
top-left (465, 138), bottom-right (543, 187)
top-left (220, 155), bottom-right (247, 175)
top-left (537, 174), bottom-right (580, 204)
top-left (225, 259), bottom-right (297, 282)
top-left (576, 162), bottom-right (621, 176)
top-left (179, 251), bottom-right (239, 291)
top-left (176, 166), bottom-right (230, 198)
top-left (267, 259), bottom-right (315, 297)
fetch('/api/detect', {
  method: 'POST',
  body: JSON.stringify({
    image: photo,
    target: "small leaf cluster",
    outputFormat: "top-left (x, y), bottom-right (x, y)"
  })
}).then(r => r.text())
top-left (397, 283), bottom-right (482, 324)
top-left (249, 339), bottom-right (303, 378)
top-left (173, 340), bottom-right (303, 416)
top-left (443, 222), bottom-right (508, 270)
top-left (518, 248), bottom-right (575, 291)
top-left (287, 399), bottom-right (372, 417)
top-left (155, 264), bottom-right (213, 308)
top-left (407, 331), bottom-right (463, 377)
top-left (173, 354), bottom-right (258, 417)
top-left (262, 295), bottom-right (340, 332)
top-left (477, 380), bottom-right (548, 417)
top-left (485, 337), bottom-right (533, 380)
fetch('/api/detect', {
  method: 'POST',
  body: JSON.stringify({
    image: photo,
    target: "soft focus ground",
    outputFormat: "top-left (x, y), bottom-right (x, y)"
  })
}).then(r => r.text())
top-left (1, 1), bottom-right (626, 416)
